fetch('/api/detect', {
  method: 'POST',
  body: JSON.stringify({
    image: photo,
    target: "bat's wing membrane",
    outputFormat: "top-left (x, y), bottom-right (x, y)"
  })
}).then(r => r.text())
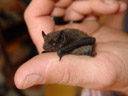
top-left (57, 37), bottom-right (96, 60)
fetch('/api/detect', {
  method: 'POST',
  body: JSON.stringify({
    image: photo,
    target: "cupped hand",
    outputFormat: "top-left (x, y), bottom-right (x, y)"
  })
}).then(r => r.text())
top-left (24, 0), bottom-right (127, 52)
top-left (14, 0), bottom-right (128, 94)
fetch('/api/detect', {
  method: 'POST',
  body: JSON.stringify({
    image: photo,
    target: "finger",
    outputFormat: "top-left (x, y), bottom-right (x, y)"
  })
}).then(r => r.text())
top-left (100, 0), bottom-right (127, 30)
top-left (14, 52), bottom-right (117, 90)
top-left (55, 0), bottom-right (72, 8)
top-left (24, 0), bottom-right (55, 52)
top-left (64, 0), bottom-right (127, 21)
top-left (51, 0), bottom-right (73, 16)
top-left (52, 7), bottom-right (66, 17)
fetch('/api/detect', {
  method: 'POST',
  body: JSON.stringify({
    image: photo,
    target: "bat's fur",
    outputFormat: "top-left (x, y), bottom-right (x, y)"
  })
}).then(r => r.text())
top-left (42, 28), bottom-right (96, 60)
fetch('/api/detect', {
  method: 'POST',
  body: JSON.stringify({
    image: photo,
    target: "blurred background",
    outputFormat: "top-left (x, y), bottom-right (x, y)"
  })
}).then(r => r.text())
top-left (0, 0), bottom-right (127, 96)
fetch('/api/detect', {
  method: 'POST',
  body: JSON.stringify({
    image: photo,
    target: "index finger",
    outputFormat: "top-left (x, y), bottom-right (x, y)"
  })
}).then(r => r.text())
top-left (24, 0), bottom-right (56, 52)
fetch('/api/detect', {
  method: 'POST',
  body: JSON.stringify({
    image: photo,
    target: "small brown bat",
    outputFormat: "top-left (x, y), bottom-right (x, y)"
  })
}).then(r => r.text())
top-left (42, 28), bottom-right (96, 61)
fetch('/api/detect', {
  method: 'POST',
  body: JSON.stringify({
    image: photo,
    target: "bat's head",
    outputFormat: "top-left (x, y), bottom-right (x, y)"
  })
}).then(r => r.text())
top-left (42, 30), bottom-right (67, 52)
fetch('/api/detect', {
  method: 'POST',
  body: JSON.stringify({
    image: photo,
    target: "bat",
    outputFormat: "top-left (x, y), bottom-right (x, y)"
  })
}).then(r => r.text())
top-left (42, 28), bottom-right (96, 61)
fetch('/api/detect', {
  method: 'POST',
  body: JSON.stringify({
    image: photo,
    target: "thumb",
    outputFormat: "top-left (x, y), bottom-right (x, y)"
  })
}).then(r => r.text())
top-left (14, 52), bottom-right (116, 90)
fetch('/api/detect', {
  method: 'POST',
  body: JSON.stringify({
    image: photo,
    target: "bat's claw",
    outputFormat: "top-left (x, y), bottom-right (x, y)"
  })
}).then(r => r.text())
top-left (57, 50), bottom-right (63, 61)
top-left (59, 56), bottom-right (62, 61)
top-left (91, 52), bottom-right (97, 57)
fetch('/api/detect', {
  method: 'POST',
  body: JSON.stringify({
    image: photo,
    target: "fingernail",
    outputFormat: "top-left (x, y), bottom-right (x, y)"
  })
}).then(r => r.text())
top-left (104, 0), bottom-right (116, 5)
top-left (119, 1), bottom-right (127, 11)
top-left (23, 74), bottom-right (45, 89)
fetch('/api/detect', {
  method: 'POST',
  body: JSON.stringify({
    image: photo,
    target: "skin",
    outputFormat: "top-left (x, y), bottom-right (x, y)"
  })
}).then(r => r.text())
top-left (14, 0), bottom-right (128, 94)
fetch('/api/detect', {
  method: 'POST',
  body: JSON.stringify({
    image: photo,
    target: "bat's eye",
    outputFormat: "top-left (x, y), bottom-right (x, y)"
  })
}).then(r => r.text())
top-left (52, 42), bottom-right (56, 47)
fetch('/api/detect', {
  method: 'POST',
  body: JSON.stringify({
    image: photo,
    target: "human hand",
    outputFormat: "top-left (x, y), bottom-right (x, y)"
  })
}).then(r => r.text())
top-left (14, 0), bottom-right (128, 94)
top-left (23, 0), bottom-right (127, 52)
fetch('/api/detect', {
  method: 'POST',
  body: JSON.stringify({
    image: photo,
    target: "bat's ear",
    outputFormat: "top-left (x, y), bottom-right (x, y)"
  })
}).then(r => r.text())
top-left (42, 31), bottom-right (46, 39)
top-left (56, 30), bottom-right (67, 43)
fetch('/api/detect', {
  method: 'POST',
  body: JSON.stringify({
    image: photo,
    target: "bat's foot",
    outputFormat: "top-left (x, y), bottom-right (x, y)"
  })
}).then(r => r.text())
top-left (84, 44), bottom-right (96, 57)
top-left (84, 52), bottom-right (97, 57)
top-left (90, 52), bottom-right (97, 57)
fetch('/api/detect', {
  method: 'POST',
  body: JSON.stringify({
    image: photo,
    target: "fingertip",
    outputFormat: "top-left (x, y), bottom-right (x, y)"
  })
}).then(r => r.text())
top-left (118, 1), bottom-right (127, 13)
top-left (102, 0), bottom-right (127, 14)
top-left (92, 0), bottom-right (120, 14)
top-left (14, 54), bottom-right (60, 89)
top-left (15, 70), bottom-right (44, 89)
top-left (14, 55), bottom-right (43, 89)
top-left (14, 65), bottom-right (26, 89)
